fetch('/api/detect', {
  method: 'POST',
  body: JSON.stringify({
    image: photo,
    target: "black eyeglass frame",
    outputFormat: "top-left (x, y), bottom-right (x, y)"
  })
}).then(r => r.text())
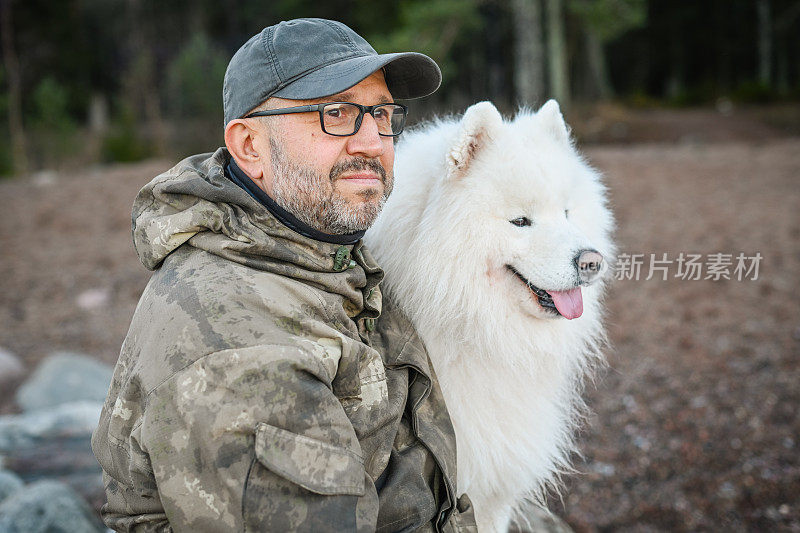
top-left (243, 102), bottom-right (408, 137)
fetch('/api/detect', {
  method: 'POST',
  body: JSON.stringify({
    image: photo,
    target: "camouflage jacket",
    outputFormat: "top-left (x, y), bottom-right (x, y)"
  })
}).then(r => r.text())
top-left (91, 148), bottom-right (477, 532)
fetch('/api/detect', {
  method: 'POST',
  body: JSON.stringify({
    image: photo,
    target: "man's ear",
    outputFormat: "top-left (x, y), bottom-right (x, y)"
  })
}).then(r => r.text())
top-left (224, 119), bottom-right (265, 179)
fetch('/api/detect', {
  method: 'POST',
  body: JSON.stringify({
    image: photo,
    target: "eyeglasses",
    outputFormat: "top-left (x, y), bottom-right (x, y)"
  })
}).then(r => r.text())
top-left (244, 102), bottom-right (408, 137)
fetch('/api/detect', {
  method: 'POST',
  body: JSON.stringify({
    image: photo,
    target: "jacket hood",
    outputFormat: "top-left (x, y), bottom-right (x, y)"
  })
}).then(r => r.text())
top-left (132, 147), bottom-right (383, 318)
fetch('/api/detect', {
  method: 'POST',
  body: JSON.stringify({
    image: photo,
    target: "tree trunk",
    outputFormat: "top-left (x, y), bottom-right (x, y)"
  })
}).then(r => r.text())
top-left (666, 11), bottom-right (684, 99)
top-left (511, 0), bottom-right (545, 106)
top-left (86, 93), bottom-right (109, 162)
top-left (484, 2), bottom-right (506, 105)
top-left (126, 0), bottom-right (167, 155)
top-left (545, 0), bottom-right (569, 107)
top-left (774, 1), bottom-right (800, 95)
top-left (585, 29), bottom-right (613, 100)
top-left (757, 0), bottom-right (772, 86)
top-left (775, 40), bottom-right (788, 94)
top-left (0, 0), bottom-right (29, 175)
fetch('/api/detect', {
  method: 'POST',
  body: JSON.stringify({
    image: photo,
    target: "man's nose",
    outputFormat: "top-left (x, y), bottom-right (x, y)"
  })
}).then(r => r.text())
top-left (346, 113), bottom-right (384, 158)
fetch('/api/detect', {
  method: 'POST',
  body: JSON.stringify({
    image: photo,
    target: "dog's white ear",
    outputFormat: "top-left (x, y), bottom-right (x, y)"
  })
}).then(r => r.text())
top-left (538, 99), bottom-right (570, 145)
top-left (447, 101), bottom-right (503, 180)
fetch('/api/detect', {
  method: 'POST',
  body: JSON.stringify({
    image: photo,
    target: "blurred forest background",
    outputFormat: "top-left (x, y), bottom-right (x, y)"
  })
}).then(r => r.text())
top-left (2, 0), bottom-right (800, 176)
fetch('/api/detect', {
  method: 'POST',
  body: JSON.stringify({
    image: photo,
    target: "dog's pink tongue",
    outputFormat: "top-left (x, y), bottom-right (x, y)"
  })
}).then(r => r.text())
top-left (546, 288), bottom-right (583, 319)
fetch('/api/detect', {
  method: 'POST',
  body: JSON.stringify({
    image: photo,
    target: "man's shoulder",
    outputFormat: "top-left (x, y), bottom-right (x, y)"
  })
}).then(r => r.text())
top-left (124, 246), bottom-right (343, 390)
top-left (152, 245), bottom-right (331, 317)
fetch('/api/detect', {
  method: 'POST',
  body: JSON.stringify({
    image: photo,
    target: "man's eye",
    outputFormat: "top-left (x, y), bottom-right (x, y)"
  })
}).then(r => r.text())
top-left (325, 108), bottom-right (342, 118)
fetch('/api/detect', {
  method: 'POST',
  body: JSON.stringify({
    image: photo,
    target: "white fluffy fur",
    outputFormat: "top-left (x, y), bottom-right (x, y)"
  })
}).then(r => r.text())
top-left (365, 101), bottom-right (616, 532)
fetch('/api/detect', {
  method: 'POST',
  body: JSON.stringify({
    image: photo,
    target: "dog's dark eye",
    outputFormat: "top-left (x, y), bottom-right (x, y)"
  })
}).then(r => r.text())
top-left (510, 217), bottom-right (531, 227)
top-left (564, 209), bottom-right (569, 217)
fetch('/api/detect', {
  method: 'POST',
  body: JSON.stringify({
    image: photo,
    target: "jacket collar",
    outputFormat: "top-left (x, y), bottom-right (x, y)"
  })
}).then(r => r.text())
top-left (132, 148), bottom-right (383, 320)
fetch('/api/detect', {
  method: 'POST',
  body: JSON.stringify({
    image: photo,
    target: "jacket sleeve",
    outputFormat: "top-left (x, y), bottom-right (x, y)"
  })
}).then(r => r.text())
top-left (136, 343), bottom-right (376, 532)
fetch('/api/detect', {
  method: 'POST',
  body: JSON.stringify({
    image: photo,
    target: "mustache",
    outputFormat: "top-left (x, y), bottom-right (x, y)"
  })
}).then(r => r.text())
top-left (330, 157), bottom-right (386, 182)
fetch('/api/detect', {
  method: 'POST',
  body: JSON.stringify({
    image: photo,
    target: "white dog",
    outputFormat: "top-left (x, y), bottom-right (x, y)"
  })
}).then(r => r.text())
top-left (365, 101), bottom-right (615, 532)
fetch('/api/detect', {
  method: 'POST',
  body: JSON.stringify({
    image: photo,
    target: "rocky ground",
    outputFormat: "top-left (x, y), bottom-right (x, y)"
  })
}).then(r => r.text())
top-left (1, 106), bottom-right (798, 531)
top-left (554, 138), bottom-right (800, 532)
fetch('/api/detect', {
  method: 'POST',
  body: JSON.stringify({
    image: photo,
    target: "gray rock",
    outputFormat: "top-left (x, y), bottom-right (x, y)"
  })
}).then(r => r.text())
top-left (0, 347), bottom-right (25, 388)
top-left (76, 288), bottom-right (111, 311)
top-left (0, 401), bottom-right (103, 451)
top-left (0, 401), bottom-right (104, 504)
top-left (0, 469), bottom-right (24, 503)
top-left (15, 352), bottom-right (112, 412)
top-left (0, 479), bottom-right (104, 533)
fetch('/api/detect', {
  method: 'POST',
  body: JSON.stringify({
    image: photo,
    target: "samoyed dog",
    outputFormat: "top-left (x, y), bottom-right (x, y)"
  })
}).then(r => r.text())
top-left (365, 100), bottom-right (615, 532)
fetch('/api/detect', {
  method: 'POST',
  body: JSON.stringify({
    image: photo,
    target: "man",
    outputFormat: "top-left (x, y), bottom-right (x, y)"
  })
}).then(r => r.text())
top-left (92, 18), bottom-right (477, 532)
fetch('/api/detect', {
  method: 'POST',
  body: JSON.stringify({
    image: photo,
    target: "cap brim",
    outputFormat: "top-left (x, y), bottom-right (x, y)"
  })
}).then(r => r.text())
top-left (271, 52), bottom-right (441, 101)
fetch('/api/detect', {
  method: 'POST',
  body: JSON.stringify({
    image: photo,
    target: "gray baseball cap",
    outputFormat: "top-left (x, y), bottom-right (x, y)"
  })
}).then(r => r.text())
top-left (223, 18), bottom-right (442, 125)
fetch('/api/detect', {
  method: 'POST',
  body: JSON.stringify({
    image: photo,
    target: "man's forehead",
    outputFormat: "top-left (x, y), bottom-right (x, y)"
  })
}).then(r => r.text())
top-left (308, 70), bottom-right (393, 104)
top-left (311, 91), bottom-right (393, 104)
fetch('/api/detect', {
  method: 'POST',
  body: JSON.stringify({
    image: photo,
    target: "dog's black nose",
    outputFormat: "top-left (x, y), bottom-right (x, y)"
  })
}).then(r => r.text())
top-left (575, 249), bottom-right (604, 282)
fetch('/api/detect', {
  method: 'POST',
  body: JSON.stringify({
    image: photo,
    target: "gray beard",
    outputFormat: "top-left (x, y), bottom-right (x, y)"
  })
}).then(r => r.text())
top-left (269, 138), bottom-right (393, 234)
